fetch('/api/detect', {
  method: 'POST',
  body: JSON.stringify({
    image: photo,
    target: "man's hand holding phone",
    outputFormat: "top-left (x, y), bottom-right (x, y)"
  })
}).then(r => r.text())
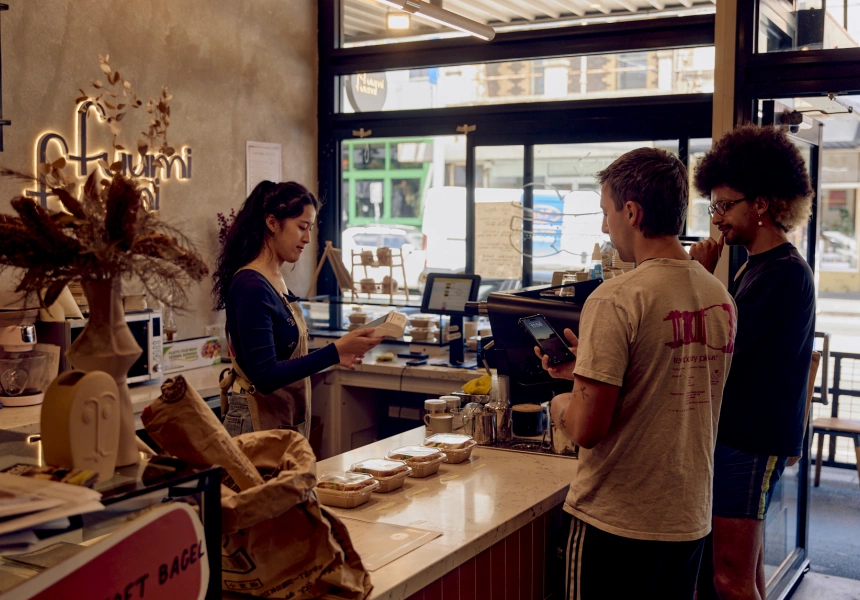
top-left (534, 328), bottom-right (578, 381)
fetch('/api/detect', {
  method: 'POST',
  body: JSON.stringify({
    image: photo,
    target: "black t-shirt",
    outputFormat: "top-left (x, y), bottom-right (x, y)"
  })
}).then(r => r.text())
top-left (718, 243), bottom-right (815, 457)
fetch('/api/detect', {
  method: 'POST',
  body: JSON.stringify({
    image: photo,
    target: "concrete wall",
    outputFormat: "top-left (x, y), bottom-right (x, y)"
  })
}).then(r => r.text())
top-left (0, 0), bottom-right (318, 338)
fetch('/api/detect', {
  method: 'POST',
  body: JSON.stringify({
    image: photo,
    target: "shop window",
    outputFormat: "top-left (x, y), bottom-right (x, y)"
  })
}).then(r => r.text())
top-left (340, 135), bottom-right (458, 292)
top-left (352, 143), bottom-right (386, 170)
top-left (687, 138), bottom-right (715, 238)
top-left (391, 142), bottom-right (431, 169)
top-left (391, 178), bottom-right (421, 218)
top-left (821, 187), bottom-right (857, 271)
top-left (757, 0), bottom-right (860, 52)
top-left (355, 180), bottom-right (384, 219)
top-left (617, 52), bottom-right (650, 90)
top-left (340, 48), bottom-right (714, 113)
top-left (343, 138), bottom-right (432, 227)
top-left (341, 180), bottom-right (350, 227)
top-left (341, 144), bottom-right (351, 171)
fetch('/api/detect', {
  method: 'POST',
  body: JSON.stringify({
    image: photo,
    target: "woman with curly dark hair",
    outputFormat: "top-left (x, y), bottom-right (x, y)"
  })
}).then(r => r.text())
top-left (213, 181), bottom-right (381, 438)
top-left (690, 125), bottom-right (815, 600)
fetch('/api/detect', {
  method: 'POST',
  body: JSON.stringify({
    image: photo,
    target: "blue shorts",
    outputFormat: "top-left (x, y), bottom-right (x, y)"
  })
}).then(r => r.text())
top-left (713, 442), bottom-right (788, 520)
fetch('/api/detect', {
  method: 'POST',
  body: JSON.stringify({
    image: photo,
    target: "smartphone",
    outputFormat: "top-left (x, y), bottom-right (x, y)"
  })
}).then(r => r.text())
top-left (406, 359), bottom-right (427, 366)
top-left (519, 314), bottom-right (576, 367)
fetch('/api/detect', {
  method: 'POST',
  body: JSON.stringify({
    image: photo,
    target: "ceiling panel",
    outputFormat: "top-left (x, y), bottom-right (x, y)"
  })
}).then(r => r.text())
top-left (343, 0), bottom-right (717, 44)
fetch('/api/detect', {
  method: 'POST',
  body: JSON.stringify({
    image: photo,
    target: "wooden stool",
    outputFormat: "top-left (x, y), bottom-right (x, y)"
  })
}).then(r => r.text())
top-left (812, 417), bottom-right (860, 488)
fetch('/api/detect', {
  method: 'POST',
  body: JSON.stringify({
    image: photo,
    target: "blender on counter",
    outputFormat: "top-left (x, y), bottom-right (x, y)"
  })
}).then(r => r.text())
top-left (0, 309), bottom-right (52, 407)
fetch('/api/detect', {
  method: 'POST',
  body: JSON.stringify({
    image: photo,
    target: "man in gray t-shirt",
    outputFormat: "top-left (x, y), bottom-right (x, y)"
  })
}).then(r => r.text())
top-left (537, 148), bottom-right (736, 600)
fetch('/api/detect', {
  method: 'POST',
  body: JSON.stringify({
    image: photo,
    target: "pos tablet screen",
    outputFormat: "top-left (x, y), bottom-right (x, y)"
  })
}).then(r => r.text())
top-left (420, 273), bottom-right (481, 317)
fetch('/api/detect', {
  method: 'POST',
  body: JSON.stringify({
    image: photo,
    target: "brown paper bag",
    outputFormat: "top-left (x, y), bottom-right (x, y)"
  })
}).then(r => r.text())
top-left (142, 376), bottom-right (265, 491)
top-left (220, 430), bottom-right (372, 599)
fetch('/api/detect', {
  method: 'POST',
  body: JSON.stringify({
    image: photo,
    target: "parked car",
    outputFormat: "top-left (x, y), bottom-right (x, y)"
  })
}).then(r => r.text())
top-left (341, 225), bottom-right (427, 290)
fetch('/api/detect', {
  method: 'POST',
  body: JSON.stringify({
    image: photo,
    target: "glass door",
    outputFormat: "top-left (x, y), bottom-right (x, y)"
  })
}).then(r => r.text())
top-left (758, 100), bottom-right (823, 600)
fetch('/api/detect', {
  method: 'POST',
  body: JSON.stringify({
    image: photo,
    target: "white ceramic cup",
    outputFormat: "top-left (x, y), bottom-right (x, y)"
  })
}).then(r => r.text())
top-left (424, 399), bottom-right (447, 414)
top-left (424, 413), bottom-right (454, 434)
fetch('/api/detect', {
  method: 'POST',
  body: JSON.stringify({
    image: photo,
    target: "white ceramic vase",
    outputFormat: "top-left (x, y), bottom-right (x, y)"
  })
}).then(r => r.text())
top-left (66, 277), bottom-right (142, 467)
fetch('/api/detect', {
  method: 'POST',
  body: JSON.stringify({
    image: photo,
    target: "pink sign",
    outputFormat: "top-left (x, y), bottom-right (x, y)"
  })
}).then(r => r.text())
top-left (9, 503), bottom-right (208, 600)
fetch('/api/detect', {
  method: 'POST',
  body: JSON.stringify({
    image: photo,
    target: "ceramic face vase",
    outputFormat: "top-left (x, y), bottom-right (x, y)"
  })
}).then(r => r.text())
top-left (66, 277), bottom-right (142, 467)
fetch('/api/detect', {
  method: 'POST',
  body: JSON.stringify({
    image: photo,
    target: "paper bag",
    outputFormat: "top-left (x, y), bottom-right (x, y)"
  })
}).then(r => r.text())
top-left (142, 376), bottom-right (265, 491)
top-left (220, 430), bottom-right (372, 599)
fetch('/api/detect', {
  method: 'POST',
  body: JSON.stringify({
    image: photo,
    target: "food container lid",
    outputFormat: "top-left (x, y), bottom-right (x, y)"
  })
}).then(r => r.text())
top-left (317, 472), bottom-right (377, 493)
top-left (386, 446), bottom-right (446, 462)
top-left (408, 313), bottom-right (439, 322)
top-left (424, 434), bottom-right (475, 449)
top-left (350, 458), bottom-right (410, 478)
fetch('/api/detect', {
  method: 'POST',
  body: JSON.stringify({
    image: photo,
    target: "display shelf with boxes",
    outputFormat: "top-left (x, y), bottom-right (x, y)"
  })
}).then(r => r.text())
top-left (303, 296), bottom-right (489, 353)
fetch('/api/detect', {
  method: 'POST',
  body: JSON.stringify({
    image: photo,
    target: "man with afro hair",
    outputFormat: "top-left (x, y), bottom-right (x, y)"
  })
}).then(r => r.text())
top-left (691, 125), bottom-right (815, 600)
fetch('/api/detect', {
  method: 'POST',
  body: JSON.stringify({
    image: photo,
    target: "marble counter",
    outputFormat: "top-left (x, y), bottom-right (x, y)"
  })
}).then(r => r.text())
top-left (0, 345), bottom-right (481, 436)
top-left (318, 428), bottom-right (578, 600)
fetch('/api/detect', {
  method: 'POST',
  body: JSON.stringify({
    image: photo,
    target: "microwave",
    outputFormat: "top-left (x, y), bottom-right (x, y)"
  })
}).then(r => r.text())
top-left (37, 310), bottom-right (164, 384)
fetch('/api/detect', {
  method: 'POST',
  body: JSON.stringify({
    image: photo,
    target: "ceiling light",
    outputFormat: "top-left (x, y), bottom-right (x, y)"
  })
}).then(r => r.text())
top-left (375, 0), bottom-right (495, 40)
top-left (589, 3), bottom-right (601, 8)
top-left (387, 11), bottom-right (411, 29)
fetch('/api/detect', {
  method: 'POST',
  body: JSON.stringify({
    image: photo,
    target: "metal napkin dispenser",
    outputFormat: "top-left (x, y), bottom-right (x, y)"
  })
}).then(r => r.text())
top-left (467, 279), bottom-right (601, 405)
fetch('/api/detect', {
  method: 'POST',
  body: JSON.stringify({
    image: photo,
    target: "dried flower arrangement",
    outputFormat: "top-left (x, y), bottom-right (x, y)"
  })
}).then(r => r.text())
top-left (0, 55), bottom-right (207, 308)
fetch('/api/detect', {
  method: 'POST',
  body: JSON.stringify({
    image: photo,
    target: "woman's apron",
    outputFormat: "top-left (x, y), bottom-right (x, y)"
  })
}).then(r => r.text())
top-left (219, 267), bottom-right (312, 438)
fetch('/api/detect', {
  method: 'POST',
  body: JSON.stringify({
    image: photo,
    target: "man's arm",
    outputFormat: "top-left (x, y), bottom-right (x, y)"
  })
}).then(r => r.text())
top-left (550, 375), bottom-right (620, 449)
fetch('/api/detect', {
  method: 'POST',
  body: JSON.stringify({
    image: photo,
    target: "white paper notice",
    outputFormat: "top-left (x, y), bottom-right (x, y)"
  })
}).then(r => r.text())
top-left (246, 141), bottom-right (282, 196)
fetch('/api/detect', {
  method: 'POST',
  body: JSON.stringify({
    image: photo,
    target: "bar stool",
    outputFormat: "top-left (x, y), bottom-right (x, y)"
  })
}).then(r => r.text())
top-left (813, 418), bottom-right (860, 488)
top-left (810, 332), bottom-right (860, 488)
top-left (788, 350), bottom-right (821, 467)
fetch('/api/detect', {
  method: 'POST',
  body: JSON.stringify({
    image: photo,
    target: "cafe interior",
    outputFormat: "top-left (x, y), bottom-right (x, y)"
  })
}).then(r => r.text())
top-left (0, 0), bottom-right (859, 598)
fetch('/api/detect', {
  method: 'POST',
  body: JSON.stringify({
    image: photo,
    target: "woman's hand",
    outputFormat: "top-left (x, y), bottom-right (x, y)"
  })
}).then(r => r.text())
top-left (334, 328), bottom-right (383, 370)
top-left (533, 328), bottom-right (578, 381)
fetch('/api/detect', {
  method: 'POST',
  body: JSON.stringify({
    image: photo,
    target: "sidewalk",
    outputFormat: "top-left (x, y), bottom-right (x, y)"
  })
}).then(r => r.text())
top-left (819, 294), bottom-right (860, 318)
top-left (793, 572), bottom-right (860, 600)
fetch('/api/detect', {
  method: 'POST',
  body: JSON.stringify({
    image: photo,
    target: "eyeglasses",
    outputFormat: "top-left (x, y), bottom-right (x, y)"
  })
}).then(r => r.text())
top-left (708, 197), bottom-right (751, 217)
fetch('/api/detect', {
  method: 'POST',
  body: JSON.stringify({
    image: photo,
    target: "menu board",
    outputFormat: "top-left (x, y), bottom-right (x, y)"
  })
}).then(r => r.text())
top-left (475, 201), bottom-right (522, 280)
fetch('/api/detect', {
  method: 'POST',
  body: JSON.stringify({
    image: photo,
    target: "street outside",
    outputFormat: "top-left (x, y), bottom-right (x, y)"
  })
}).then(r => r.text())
top-left (818, 295), bottom-right (860, 353)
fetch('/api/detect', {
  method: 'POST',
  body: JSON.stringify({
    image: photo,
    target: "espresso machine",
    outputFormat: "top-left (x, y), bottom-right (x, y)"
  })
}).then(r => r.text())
top-left (466, 279), bottom-right (601, 406)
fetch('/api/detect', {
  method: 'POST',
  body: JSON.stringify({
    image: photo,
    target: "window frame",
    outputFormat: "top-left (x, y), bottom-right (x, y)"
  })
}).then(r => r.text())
top-left (317, 0), bottom-right (717, 299)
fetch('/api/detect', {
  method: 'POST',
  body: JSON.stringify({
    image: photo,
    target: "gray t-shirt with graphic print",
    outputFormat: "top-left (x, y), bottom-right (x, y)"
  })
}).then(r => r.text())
top-left (565, 258), bottom-right (736, 542)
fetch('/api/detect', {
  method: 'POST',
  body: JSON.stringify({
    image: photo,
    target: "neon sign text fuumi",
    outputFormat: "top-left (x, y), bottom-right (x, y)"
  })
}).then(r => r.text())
top-left (26, 101), bottom-right (192, 209)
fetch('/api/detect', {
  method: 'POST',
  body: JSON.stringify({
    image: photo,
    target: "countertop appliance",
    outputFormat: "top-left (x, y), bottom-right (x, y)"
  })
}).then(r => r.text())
top-left (37, 309), bottom-right (163, 384)
top-left (466, 279), bottom-right (601, 406)
top-left (0, 309), bottom-right (52, 406)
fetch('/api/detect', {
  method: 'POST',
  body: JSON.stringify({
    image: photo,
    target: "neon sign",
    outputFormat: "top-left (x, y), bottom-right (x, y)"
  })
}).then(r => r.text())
top-left (25, 101), bottom-right (192, 209)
